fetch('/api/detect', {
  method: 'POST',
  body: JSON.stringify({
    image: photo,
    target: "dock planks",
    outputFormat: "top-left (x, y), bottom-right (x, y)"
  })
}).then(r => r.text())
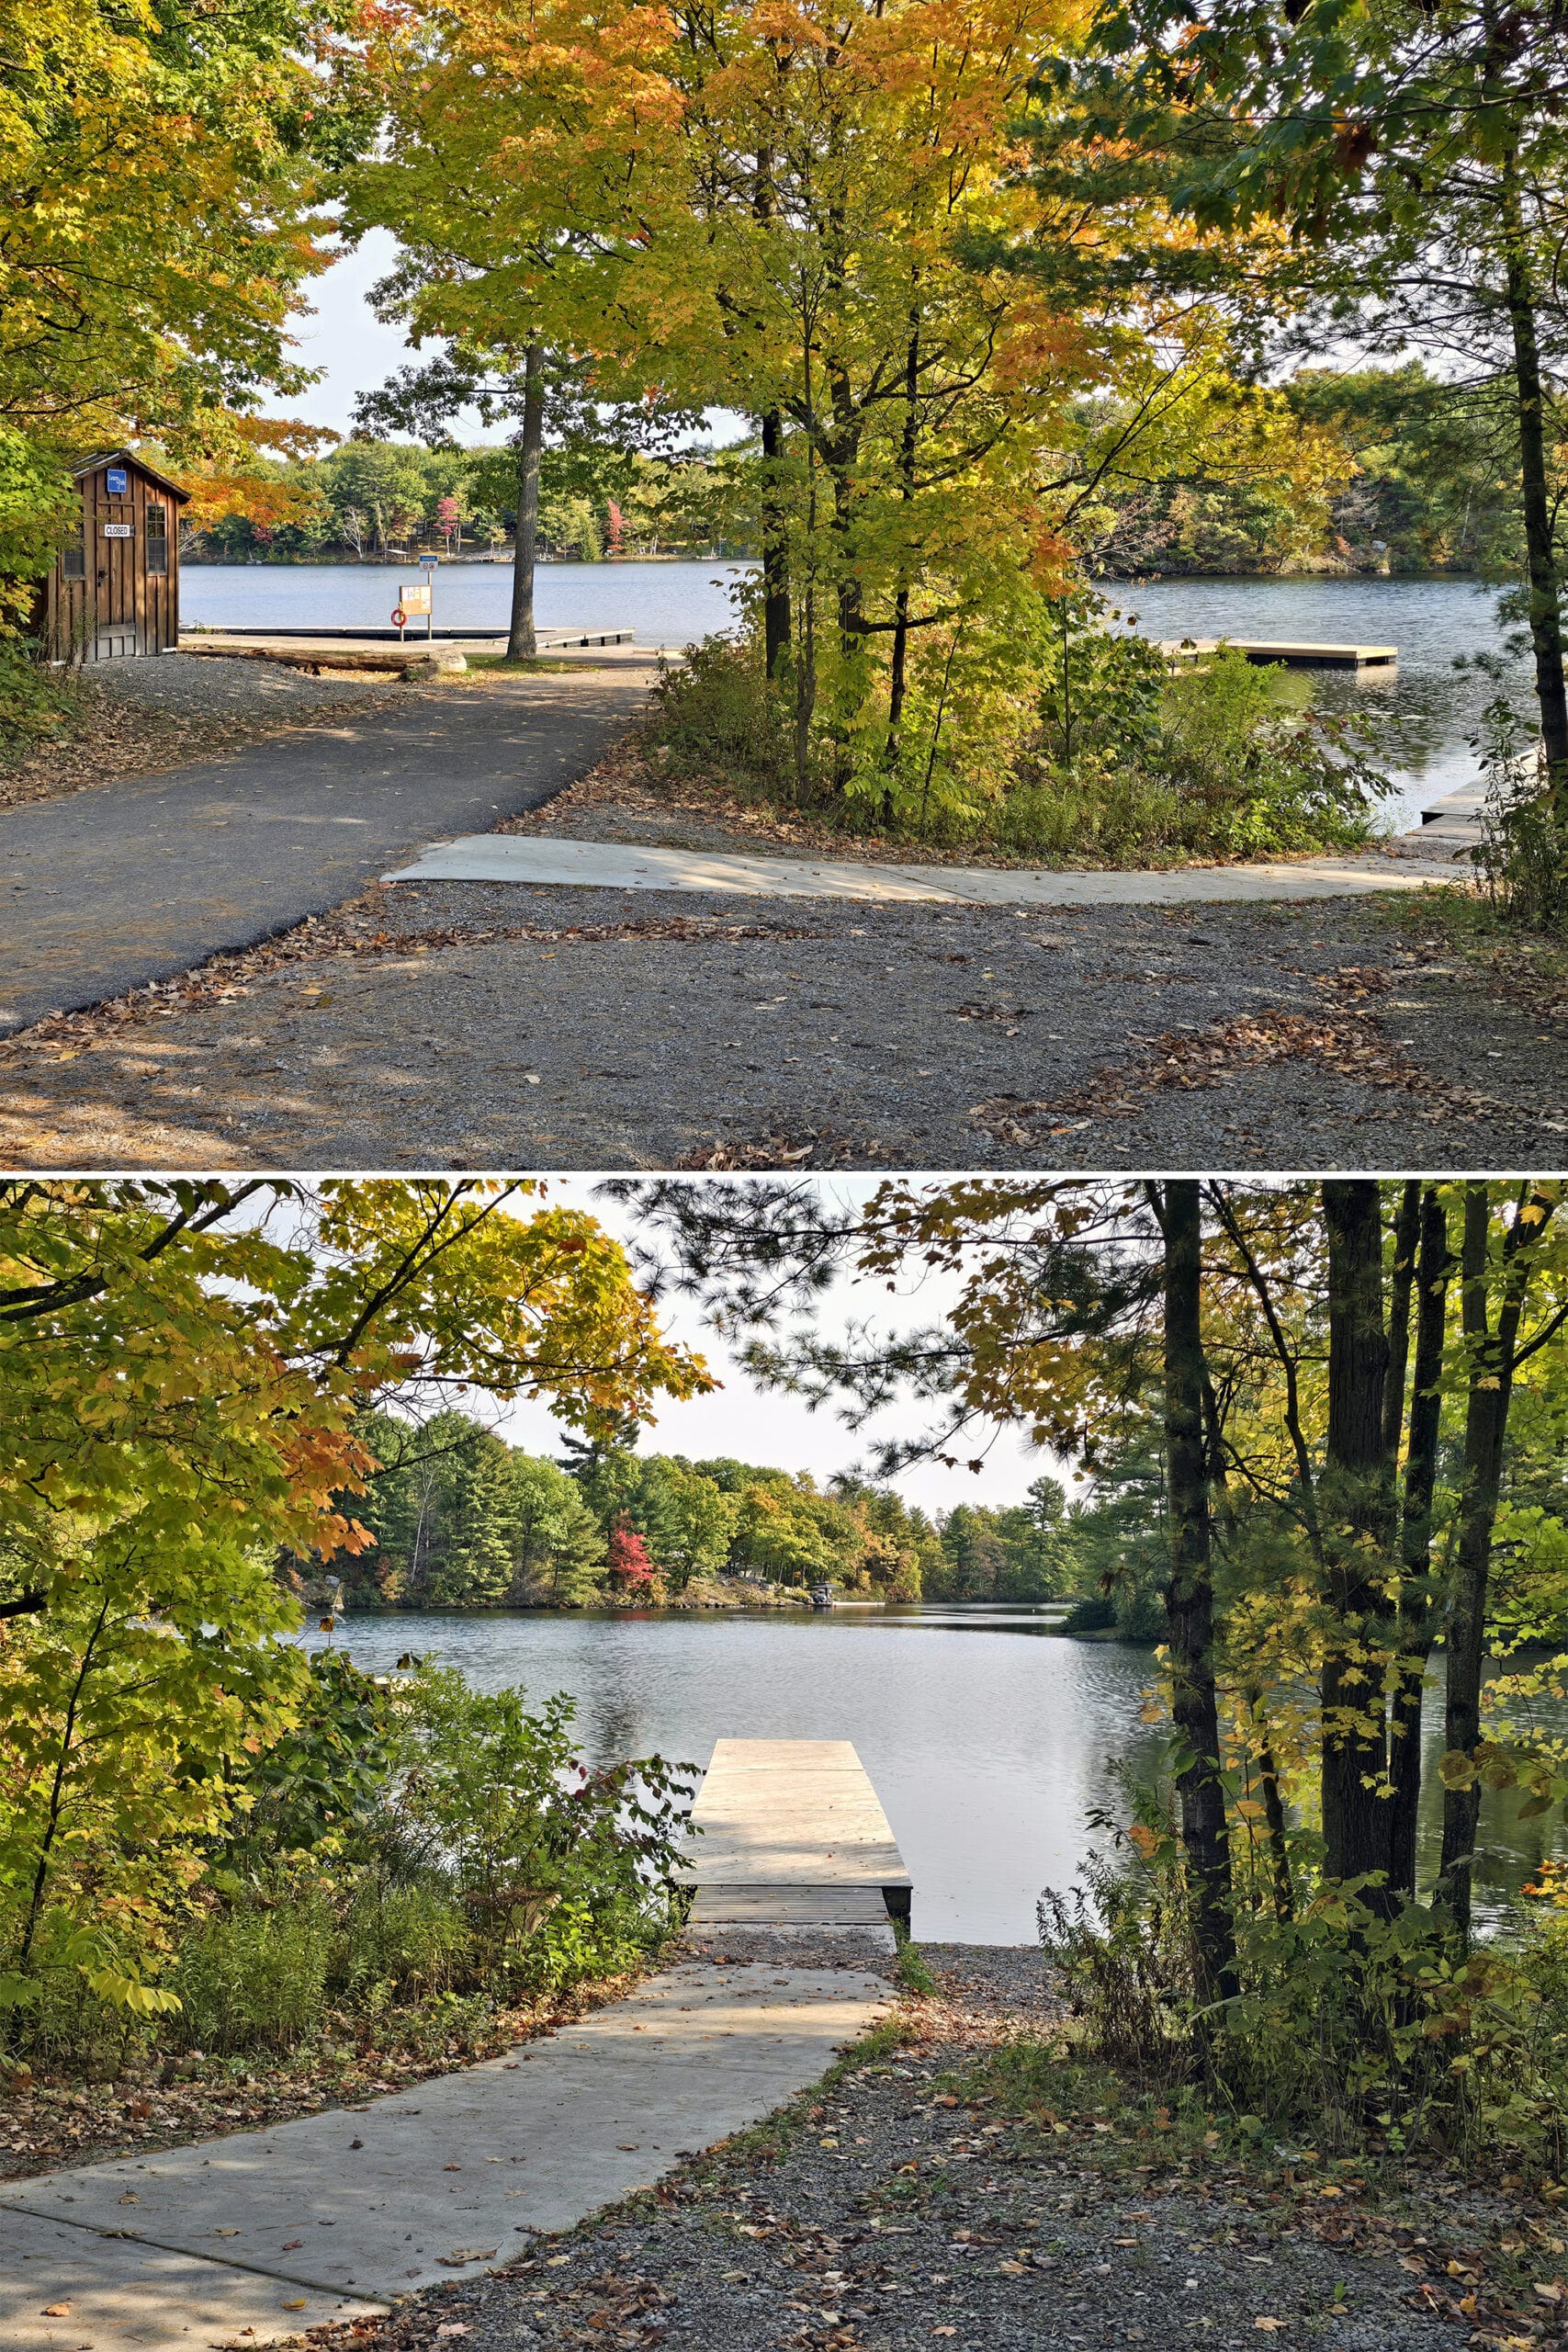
top-left (684, 1739), bottom-right (913, 1929)
top-left (1156, 637), bottom-right (1396, 669)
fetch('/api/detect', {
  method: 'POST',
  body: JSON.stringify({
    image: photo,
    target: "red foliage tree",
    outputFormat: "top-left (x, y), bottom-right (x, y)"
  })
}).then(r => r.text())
top-left (605, 1516), bottom-right (655, 1591)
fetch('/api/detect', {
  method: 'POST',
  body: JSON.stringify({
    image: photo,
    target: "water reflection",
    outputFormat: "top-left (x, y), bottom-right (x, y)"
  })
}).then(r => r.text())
top-left (301, 1607), bottom-right (1564, 1945)
top-left (1120, 577), bottom-right (1523, 829)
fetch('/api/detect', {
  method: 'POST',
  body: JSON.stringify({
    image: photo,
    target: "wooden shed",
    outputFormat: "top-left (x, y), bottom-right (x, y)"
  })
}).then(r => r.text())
top-left (39, 450), bottom-right (189, 663)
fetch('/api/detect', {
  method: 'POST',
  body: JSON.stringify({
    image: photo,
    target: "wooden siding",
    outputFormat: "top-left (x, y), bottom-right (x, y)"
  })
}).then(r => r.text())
top-left (42, 458), bottom-right (182, 662)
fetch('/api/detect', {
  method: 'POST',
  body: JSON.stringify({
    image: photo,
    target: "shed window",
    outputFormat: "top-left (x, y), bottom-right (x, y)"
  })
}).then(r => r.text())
top-left (145, 503), bottom-right (168, 577)
top-left (62, 510), bottom-right (85, 581)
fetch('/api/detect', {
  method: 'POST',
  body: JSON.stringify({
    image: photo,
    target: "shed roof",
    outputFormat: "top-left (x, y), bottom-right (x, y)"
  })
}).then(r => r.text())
top-left (72, 449), bottom-right (191, 503)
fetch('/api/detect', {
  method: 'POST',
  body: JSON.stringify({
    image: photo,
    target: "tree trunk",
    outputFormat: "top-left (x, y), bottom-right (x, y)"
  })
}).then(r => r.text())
top-left (885, 315), bottom-right (921, 791)
top-left (1499, 157), bottom-right (1568, 791)
top-left (752, 148), bottom-right (790, 684)
top-left (1320, 1180), bottom-right (1397, 1905)
top-left (761, 409), bottom-right (791, 681)
top-left (1389, 1186), bottom-right (1451, 1901)
top-left (1438, 1185), bottom-right (1551, 1933)
top-left (1153, 1179), bottom-right (1238, 2007)
top-left (1382, 1180), bottom-right (1421, 1467)
top-left (507, 342), bottom-right (545, 663)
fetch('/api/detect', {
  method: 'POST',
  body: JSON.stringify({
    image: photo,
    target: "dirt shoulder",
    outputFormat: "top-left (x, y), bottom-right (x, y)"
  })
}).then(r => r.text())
top-left (0, 656), bottom-right (423, 813)
top-left (2, 869), bottom-right (1559, 1173)
top-left (303, 1942), bottom-right (1564, 2352)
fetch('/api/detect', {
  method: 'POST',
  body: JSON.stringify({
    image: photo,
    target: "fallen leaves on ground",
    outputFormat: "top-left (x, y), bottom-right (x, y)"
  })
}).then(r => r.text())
top-left (971, 967), bottom-right (1536, 1145)
top-left (0, 888), bottom-right (823, 1068)
top-left (676, 1128), bottom-right (888, 1170)
top-left (952, 1002), bottom-right (1028, 1033)
top-left (0, 676), bottom-right (414, 813)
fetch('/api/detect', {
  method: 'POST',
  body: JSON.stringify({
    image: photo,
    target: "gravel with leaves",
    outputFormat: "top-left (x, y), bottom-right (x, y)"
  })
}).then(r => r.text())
top-left (0, 654), bottom-right (411, 811)
top-left (3, 880), bottom-right (1565, 1171)
top-left (308, 1945), bottom-right (1564, 2352)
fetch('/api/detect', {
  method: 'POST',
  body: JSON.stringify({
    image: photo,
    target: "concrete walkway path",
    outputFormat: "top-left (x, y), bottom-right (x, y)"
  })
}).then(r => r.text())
top-left (0, 1959), bottom-right (893, 2352)
top-left (0, 665), bottom-right (657, 1035)
top-left (387, 831), bottom-right (1459, 905)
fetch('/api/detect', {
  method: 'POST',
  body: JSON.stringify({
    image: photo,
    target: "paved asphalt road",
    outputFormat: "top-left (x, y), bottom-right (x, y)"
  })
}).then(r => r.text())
top-left (0, 666), bottom-right (653, 1034)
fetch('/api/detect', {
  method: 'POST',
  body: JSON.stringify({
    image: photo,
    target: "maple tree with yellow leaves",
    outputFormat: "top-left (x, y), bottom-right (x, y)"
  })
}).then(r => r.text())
top-left (0, 1180), bottom-right (708, 2013)
top-left (345, 0), bottom-right (1343, 819)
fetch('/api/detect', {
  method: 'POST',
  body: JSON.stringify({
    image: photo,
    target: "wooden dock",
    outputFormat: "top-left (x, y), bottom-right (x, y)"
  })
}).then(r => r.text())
top-left (181, 626), bottom-right (637, 648)
top-left (683, 1738), bottom-right (912, 1931)
top-left (1156, 637), bottom-right (1396, 669)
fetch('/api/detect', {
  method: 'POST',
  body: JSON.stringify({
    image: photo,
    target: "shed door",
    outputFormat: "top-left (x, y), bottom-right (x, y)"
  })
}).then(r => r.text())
top-left (93, 464), bottom-right (139, 656)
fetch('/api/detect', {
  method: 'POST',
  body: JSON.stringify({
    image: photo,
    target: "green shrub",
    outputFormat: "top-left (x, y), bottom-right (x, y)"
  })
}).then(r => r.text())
top-left (0, 639), bottom-right (86, 765)
top-left (1040, 1817), bottom-right (1568, 2173)
top-left (1465, 686), bottom-right (1568, 933)
top-left (335, 1879), bottom-right (472, 2005)
top-left (646, 619), bottom-right (1392, 865)
top-left (3, 1669), bottom-right (696, 2075)
top-left (1000, 650), bottom-right (1391, 865)
top-left (0, 429), bottom-right (77, 636)
top-left (170, 1886), bottom-right (334, 2054)
top-left (223, 1648), bottom-right (405, 1865)
top-left (393, 1672), bottom-right (697, 1976)
top-left (650, 635), bottom-right (803, 800)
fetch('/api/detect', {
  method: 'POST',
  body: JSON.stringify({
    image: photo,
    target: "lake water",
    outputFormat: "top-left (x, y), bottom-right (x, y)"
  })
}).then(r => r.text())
top-left (301, 1604), bottom-right (1562, 1945)
top-left (182, 558), bottom-right (750, 652)
top-left (184, 562), bottom-right (1524, 832)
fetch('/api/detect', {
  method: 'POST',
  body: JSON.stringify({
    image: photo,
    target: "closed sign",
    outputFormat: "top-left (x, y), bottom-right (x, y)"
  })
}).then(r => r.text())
top-left (102, 522), bottom-right (132, 537)
top-left (106, 467), bottom-right (128, 495)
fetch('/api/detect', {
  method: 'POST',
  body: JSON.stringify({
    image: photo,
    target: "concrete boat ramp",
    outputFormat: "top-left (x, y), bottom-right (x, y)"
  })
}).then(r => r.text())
top-left (0, 1743), bottom-right (907, 2352)
top-left (387, 831), bottom-right (1458, 902)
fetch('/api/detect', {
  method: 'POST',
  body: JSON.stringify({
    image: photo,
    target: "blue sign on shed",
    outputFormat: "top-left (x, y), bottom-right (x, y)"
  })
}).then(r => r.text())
top-left (106, 467), bottom-right (128, 495)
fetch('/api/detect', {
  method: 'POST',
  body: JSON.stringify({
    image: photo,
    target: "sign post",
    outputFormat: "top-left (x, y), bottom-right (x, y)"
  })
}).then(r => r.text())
top-left (420, 553), bottom-right (438, 640)
top-left (397, 581), bottom-right (431, 644)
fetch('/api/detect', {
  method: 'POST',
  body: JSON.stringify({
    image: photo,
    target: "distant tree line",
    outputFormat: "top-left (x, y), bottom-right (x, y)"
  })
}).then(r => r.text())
top-left (321, 1408), bottom-right (1161, 1617)
top-left (180, 362), bottom-right (1522, 579)
top-left (1094, 364), bottom-right (1525, 580)
top-left (178, 439), bottom-right (756, 567)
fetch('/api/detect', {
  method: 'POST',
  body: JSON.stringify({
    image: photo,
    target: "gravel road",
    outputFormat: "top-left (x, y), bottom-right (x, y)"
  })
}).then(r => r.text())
top-left (307, 1943), bottom-right (1551, 2352)
top-left (91, 650), bottom-right (407, 721)
top-left (2, 878), bottom-right (1561, 1171)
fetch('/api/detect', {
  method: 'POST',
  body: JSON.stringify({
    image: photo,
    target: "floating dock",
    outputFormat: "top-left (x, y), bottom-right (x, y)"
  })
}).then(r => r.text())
top-left (1417, 782), bottom-right (1486, 850)
top-left (180, 625), bottom-right (637, 647)
top-left (1156, 637), bottom-right (1396, 669)
top-left (684, 1737), bottom-right (912, 1932)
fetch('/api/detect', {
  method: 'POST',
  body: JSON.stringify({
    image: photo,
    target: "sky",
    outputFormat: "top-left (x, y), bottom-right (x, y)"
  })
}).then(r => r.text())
top-left (267, 234), bottom-right (747, 448)
top-left (468, 1178), bottom-right (1063, 1520)
top-left (274, 233), bottom-right (425, 438)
